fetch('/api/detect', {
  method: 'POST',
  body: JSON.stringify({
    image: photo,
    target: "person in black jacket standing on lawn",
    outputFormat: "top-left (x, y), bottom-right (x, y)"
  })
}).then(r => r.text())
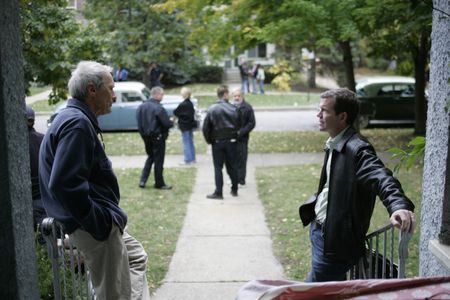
top-left (232, 88), bottom-right (255, 186)
top-left (202, 85), bottom-right (241, 199)
top-left (174, 86), bottom-right (197, 165)
top-left (299, 88), bottom-right (416, 282)
top-left (136, 86), bottom-right (173, 190)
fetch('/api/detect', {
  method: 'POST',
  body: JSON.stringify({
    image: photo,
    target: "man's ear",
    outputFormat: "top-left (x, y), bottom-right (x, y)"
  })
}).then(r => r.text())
top-left (340, 112), bottom-right (348, 123)
top-left (87, 83), bottom-right (96, 95)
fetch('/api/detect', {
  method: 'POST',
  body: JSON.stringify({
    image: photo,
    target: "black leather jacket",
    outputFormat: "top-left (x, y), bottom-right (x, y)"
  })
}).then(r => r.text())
top-left (202, 99), bottom-right (240, 144)
top-left (299, 127), bottom-right (415, 260)
top-left (236, 100), bottom-right (255, 141)
top-left (136, 99), bottom-right (173, 139)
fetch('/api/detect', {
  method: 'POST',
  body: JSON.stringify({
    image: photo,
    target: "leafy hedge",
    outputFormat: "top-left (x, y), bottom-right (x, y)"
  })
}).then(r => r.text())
top-left (191, 65), bottom-right (223, 83)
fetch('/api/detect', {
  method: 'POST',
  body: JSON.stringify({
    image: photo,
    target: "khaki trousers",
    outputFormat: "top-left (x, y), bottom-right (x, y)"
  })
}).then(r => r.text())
top-left (70, 225), bottom-right (151, 300)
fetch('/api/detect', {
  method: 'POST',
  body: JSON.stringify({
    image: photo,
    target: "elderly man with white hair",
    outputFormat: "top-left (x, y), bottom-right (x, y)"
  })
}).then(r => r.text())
top-left (39, 61), bottom-right (151, 299)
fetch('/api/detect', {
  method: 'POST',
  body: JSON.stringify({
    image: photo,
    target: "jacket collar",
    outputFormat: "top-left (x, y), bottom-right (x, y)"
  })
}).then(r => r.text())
top-left (66, 98), bottom-right (101, 132)
top-left (333, 126), bottom-right (357, 152)
top-left (148, 98), bottom-right (161, 104)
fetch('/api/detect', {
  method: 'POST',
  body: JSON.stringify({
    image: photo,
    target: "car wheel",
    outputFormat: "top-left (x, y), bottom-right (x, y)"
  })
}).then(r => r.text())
top-left (358, 115), bottom-right (370, 129)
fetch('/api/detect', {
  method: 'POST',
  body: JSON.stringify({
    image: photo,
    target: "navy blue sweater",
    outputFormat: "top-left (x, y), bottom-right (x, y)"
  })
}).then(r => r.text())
top-left (39, 99), bottom-right (127, 240)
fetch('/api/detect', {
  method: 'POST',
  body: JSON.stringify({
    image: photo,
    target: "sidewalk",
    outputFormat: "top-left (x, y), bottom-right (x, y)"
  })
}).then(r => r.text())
top-left (151, 154), bottom-right (285, 300)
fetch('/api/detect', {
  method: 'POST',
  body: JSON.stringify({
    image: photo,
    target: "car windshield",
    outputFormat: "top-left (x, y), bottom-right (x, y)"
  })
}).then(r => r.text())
top-left (142, 87), bottom-right (151, 99)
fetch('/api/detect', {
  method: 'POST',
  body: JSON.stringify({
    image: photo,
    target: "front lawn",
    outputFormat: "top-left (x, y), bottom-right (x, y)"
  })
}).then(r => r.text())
top-left (102, 128), bottom-right (416, 156)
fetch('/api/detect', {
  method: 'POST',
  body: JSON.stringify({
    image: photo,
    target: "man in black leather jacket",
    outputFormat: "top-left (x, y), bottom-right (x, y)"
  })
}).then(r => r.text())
top-left (232, 88), bottom-right (255, 186)
top-left (136, 86), bottom-right (173, 189)
top-left (202, 85), bottom-right (240, 199)
top-left (299, 88), bottom-right (416, 282)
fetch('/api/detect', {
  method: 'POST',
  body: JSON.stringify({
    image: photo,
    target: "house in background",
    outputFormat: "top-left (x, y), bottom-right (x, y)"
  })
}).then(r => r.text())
top-left (207, 44), bottom-right (276, 83)
top-left (67, 0), bottom-right (86, 23)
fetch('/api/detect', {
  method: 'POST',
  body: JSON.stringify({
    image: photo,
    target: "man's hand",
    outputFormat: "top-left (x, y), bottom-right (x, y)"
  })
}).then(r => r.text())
top-left (390, 209), bottom-right (415, 233)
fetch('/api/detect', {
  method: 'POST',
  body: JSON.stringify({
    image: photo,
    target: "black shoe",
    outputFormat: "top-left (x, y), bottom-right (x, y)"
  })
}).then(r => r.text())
top-left (231, 190), bottom-right (238, 197)
top-left (154, 184), bottom-right (172, 190)
top-left (207, 193), bottom-right (223, 200)
top-left (139, 182), bottom-right (145, 188)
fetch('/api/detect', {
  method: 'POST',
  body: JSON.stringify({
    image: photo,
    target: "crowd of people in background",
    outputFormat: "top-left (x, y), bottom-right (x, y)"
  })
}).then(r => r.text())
top-left (238, 59), bottom-right (265, 94)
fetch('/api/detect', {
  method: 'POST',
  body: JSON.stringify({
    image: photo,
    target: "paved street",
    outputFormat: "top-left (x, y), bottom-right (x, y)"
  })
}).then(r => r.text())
top-left (34, 108), bottom-right (319, 134)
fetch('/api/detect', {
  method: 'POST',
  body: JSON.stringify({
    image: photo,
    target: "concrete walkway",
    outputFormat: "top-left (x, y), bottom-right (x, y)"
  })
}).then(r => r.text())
top-left (151, 154), bottom-right (286, 299)
top-left (110, 152), bottom-right (323, 299)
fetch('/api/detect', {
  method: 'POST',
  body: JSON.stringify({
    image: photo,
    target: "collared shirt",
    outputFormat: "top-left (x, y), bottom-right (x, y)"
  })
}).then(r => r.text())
top-left (314, 126), bottom-right (349, 223)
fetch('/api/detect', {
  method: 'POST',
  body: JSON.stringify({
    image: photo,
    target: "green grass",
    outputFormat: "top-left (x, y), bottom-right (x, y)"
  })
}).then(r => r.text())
top-left (164, 83), bottom-right (221, 94)
top-left (103, 128), bottom-right (415, 156)
top-left (197, 93), bottom-right (320, 110)
top-left (103, 131), bottom-right (208, 156)
top-left (115, 167), bottom-right (196, 292)
top-left (256, 163), bottom-right (422, 280)
top-left (164, 83), bottom-right (278, 95)
top-left (29, 86), bottom-right (51, 96)
top-left (30, 99), bottom-right (59, 113)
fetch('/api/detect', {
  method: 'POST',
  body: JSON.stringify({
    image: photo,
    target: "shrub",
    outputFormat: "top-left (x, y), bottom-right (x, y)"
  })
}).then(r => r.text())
top-left (192, 65), bottom-right (223, 83)
top-left (263, 65), bottom-right (276, 83)
top-left (35, 231), bottom-right (54, 300)
top-left (160, 62), bottom-right (191, 86)
top-left (269, 60), bottom-right (294, 91)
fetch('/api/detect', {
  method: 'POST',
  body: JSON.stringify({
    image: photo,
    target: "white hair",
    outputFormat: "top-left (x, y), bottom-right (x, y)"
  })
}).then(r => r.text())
top-left (150, 86), bottom-right (164, 98)
top-left (68, 61), bottom-right (112, 101)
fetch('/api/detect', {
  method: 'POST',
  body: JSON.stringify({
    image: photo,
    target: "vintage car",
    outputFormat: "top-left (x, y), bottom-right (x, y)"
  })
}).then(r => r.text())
top-left (48, 81), bottom-right (200, 131)
top-left (356, 76), bottom-right (416, 128)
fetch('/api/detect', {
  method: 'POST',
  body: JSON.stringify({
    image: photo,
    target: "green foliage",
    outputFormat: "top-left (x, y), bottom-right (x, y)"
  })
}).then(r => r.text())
top-left (20, 1), bottom-right (108, 104)
top-left (35, 238), bottom-right (54, 300)
top-left (269, 60), bottom-right (294, 91)
top-left (84, 0), bottom-right (202, 85)
top-left (191, 65), bottom-right (224, 83)
top-left (20, 0), bottom-right (77, 103)
top-left (389, 136), bottom-right (425, 173)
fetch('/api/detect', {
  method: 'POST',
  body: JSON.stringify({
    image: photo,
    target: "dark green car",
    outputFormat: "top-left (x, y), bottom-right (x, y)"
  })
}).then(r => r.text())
top-left (356, 76), bottom-right (416, 128)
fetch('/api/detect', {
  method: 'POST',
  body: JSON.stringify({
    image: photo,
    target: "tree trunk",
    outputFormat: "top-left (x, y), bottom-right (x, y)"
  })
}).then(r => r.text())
top-left (308, 56), bottom-right (316, 89)
top-left (339, 40), bottom-right (356, 92)
top-left (439, 118), bottom-right (450, 245)
top-left (413, 31), bottom-right (429, 135)
top-left (142, 61), bottom-right (151, 88)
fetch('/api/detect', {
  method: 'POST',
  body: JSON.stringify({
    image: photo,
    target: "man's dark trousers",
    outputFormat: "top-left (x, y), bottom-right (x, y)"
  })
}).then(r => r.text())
top-left (140, 135), bottom-right (166, 187)
top-left (236, 138), bottom-right (249, 185)
top-left (212, 140), bottom-right (238, 195)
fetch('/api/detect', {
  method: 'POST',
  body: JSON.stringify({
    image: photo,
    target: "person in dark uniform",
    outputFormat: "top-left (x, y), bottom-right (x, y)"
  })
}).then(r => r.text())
top-left (174, 86), bottom-right (197, 165)
top-left (202, 85), bottom-right (240, 199)
top-left (26, 105), bottom-right (46, 229)
top-left (136, 86), bottom-right (173, 189)
top-left (148, 61), bottom-right (163, 88)
top-left (232, 88), bottom-right (255, 186)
